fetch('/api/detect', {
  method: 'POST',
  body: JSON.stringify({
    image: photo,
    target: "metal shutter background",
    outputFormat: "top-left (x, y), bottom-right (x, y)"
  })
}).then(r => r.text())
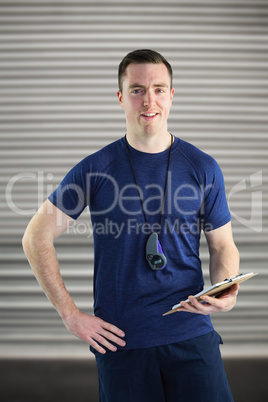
top-left (0, 0), bottom-right (267, 358)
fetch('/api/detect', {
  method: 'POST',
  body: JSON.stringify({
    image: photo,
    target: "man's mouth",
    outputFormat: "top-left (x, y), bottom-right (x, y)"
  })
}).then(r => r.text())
top-left (141, 112), bottom-right (159, 120)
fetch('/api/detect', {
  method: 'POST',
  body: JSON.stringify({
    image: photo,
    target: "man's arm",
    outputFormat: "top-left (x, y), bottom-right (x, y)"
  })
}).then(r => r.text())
top-left (178, 222), bottom-right (240, 315)
top-left (22, 199), bottom-right (126, 354)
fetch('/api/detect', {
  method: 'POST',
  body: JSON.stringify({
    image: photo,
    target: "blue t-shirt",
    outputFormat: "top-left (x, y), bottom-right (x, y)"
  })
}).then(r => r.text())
top-left (48, 136), bottom-right (231, 350)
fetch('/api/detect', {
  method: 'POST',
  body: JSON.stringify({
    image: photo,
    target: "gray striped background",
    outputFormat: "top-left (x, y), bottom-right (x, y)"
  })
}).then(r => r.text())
top-left (0, 0), bottom-right (267, 358)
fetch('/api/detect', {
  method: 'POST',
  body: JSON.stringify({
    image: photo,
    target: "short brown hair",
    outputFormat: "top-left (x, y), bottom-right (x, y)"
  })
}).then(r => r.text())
top-left (118, 49), bottom-right (173, 92)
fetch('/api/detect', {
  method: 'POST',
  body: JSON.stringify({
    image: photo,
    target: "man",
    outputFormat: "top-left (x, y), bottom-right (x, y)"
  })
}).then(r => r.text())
top-left (23, 49), bottom-right (239, 401)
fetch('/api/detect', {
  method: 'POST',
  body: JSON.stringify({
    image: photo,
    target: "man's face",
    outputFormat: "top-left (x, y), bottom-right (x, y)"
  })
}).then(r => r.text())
top-left (117, 63), bottom-right (174, 138)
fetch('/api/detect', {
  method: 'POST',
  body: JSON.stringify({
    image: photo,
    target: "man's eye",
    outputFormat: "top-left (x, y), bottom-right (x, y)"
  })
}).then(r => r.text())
top-left (156, 89), bottom-right (164, 93)
top-left (133, 89), bottom-right (143, 94)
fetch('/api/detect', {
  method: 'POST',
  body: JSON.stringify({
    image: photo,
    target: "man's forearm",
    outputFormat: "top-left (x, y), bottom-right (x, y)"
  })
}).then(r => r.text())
top-left (22, 233), bottom-right (78, 320)
top-left (23, 228), bottom-right (126, 354)
top-left (209, 242), bottom-right (240, 285)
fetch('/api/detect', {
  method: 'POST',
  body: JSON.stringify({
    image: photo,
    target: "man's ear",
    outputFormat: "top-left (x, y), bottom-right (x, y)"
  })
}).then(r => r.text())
top-left (170, 88), bottom-right (175, 102)
top-left (117, 90), bottom-right (124, 109)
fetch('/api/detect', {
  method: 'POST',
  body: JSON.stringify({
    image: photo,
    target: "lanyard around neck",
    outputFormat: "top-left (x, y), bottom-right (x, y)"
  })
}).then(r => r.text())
top-left (124, 134), bottom-right (174, 233)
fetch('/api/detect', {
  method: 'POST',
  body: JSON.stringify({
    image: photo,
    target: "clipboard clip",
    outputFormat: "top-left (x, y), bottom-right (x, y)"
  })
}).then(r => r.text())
top-left (224, 273), bottom-right (243, 282)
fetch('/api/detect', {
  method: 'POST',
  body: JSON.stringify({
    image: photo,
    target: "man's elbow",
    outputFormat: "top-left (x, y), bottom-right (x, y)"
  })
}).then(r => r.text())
top-left (22, 221), bottom-right (52, 258)
top-left (22, 225), bottom-right (38, 257)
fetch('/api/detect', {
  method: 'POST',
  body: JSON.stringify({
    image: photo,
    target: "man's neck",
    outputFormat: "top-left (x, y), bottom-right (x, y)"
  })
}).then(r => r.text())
top-left (126, 131), bottom-right (172, 153)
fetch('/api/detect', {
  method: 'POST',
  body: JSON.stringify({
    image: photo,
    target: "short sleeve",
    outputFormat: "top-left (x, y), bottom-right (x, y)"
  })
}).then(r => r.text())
top-left (48, 160), bottom-right (89, 220)
top-left (200, 160), bottom-right (231, 232)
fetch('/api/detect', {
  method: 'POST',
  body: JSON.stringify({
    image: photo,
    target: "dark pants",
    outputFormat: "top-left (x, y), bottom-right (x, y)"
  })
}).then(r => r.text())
top-left (91, 330), bottom-right (234, 402)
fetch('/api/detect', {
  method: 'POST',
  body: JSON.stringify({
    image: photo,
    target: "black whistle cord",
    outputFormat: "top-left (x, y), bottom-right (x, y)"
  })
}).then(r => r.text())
top-left (124, 134), bottom-right (174, 233)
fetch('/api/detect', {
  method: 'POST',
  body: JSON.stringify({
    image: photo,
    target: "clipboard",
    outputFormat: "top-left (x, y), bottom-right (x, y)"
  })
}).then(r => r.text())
top-left (163, 272), bottom-right (258, 316)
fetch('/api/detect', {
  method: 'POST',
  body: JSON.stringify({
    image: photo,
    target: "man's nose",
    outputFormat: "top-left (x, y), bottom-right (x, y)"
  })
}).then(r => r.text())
top-left (143, 90), bottom-right (155, 107)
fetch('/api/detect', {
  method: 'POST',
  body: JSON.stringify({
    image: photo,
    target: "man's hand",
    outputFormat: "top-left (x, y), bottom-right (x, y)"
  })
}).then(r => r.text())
top-left (62, 310), bottom-right (126, 354)
top-left (178, 284), bottom-right (239, 315)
